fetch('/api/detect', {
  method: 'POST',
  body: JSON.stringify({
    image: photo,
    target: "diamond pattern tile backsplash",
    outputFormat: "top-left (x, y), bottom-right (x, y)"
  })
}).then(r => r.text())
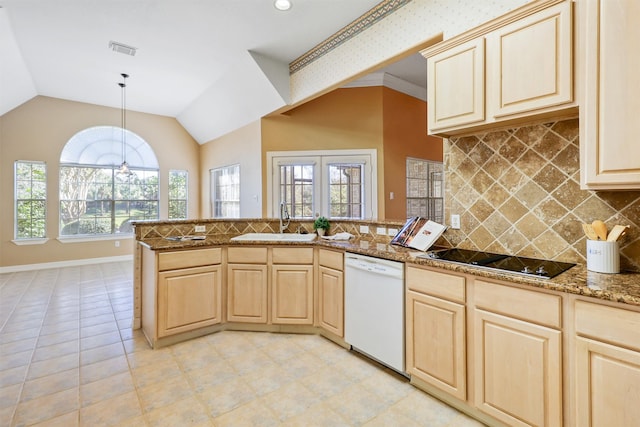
top-left (445, 118), bottom-right (640, 272)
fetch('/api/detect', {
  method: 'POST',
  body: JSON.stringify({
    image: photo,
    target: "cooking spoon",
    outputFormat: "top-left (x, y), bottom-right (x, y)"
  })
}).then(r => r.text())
top-left (582, 223), bottom-right (599, 240)
top-left (592, 220), bottom-right (608, 240)
top-left (607, 225), bottom-right (630, 242)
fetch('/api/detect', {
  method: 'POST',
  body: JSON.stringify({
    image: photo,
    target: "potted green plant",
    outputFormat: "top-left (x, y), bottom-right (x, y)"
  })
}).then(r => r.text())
top-left (313, 216), bottom-right (330, 236)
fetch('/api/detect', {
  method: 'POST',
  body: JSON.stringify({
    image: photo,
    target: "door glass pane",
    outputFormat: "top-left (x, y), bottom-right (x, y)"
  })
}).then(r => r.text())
top-left (406, 158), bottom-right (444, 222)
top-left (279, 164), bottom-right (314, 218)
top-left (328, 163), bottom-right (363, 219)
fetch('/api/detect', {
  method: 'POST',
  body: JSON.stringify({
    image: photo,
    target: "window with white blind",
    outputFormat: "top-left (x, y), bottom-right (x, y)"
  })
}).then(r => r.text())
top-left (406, 157), bottom-right (444, 223)
top-left (267, 150), bottom-right (377, 220)
top-left (168, 170), bottom-right (188, 219)
top-left (210, 164), bottom-right (240, 218)
top-left (15, 161), bottom-right (47, 240)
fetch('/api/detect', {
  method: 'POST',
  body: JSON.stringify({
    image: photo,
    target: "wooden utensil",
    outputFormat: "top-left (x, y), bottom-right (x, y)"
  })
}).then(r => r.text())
top-left (592, 220), bottom-right (608, 240)
top-left (582, 223), bottom-right (599, 240)
top-left (607, 225), bottom-right (630, 242)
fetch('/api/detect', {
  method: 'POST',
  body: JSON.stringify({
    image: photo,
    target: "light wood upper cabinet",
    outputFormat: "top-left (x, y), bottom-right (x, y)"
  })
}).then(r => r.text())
top-left (488, 1), bottom-right (572, 118)
top-left (427, 38), bottom-right (485, 131)
top-left (574, 300), bottom-right (640, 426)
top-left (405, 267), bottom-right (466, 400)
top-left (422, 0), bottom-right (575, 137)
top-left (473, 280), bottom-right (563, 427)
top-left (580, 0), bottom-right (640, 189)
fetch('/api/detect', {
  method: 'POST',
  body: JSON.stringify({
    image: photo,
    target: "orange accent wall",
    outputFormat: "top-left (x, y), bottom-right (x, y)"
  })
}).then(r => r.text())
top-left (382, 87), bottom-right (443, 220)
top-left (261, 86), bottom-right (442, 220)
top-left (261, 87), bottom-right (385, 217)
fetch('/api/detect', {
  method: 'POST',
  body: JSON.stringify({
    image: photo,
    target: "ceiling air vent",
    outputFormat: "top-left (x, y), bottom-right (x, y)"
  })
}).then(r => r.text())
top-left (109, 41), bottom-right (137, 56)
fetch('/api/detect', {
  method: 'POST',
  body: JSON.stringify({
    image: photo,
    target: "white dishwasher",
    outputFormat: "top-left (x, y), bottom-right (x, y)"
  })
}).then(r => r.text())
top-left (344, 253), bottom-right (405, 374)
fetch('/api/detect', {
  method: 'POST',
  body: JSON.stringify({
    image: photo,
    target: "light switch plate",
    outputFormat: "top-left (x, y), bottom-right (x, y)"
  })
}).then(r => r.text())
top-left (450, 215), bottom-right (460, 230)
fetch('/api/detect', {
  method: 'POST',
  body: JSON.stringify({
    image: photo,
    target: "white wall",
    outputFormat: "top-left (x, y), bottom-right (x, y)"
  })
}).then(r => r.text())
top-left (199, 120), bottom-right (262, 218)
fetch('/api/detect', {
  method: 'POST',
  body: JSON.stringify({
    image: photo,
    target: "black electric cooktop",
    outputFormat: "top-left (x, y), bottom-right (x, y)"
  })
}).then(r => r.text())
top-left (427, 248), bottom-right (575, 279)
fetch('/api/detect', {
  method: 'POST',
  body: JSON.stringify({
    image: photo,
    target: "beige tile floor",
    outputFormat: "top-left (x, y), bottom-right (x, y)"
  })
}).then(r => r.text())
top-left (0, 261), bottom-right (484, 427)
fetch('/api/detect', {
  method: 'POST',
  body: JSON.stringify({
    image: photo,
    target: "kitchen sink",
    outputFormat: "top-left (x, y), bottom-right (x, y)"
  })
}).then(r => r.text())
top-left (230, 233), bottom-right (317, 242)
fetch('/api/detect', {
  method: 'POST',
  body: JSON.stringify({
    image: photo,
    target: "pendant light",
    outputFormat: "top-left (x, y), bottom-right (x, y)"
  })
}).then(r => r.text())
top-left (118, 73), bottom-right (132, 176)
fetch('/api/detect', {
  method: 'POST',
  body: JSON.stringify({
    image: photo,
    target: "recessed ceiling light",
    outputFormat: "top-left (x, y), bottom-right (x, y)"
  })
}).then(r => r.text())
top-left (274, 0), bottom-right (292, 11)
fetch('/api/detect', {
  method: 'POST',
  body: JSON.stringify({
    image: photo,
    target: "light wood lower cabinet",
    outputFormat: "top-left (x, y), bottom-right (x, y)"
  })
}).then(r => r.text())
top-left (318, 266), bottom-right (343, 336)
top-left (406, 266), bottom-right (466, 400)
top-left (317, 249), bottom-right (344, 337)
top-left (272, 247), bottom-right (314, 325)
top-left (473, 280), bottom-right (562, 427)
top-left (227, 263), bottom-right (268, 323)
top-left (226, 247), bottom-right (269, 324)
top-left (574, 300), bottom-right (640, 426)
top-left (141, 246), bottom-right (223, 346)
top-left (272, 265), bottom-right (313, 325)
top-left (158, 265), bottom-right (222, 337)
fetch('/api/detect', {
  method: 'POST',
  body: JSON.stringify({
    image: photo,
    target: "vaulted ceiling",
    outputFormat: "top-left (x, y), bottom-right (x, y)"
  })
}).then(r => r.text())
top-left (1, 0), bottom-right (427, 144)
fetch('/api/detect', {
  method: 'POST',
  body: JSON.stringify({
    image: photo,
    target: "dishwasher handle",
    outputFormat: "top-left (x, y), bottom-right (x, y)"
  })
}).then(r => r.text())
top-left (345, 257), bottom-right (404, 279)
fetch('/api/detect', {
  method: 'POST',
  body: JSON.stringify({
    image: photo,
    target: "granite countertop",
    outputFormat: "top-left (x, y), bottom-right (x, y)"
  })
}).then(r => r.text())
top-left (138, 234), bottom-right (640, 308)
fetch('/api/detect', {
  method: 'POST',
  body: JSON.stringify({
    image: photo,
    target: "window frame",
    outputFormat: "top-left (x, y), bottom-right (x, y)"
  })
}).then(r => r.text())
top-left (58, 164), bottom-right (159, 237)
top-left (267, 149), bottom-right (377, 220)
top-left (168, 169), bottom-right (189, 220)
top-left (14, 160), bottom-right (48, 244)
top-left (210, 164), bottom-right (240, 218)
top-left (57, 125), bottom-right (160, 240)
top-left (406, 157), bottom-right (444, 223)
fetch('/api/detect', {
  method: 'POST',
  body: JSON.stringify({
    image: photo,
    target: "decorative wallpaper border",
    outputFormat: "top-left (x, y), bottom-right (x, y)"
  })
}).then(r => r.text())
top-left (289, 0), bottom-right (412, 74)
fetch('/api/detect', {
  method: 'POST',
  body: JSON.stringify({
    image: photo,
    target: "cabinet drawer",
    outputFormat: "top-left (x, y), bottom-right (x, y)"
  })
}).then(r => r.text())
top-left (575, 300), bottom-right (640, 352)
top-left (475, 280), bottom-right (561, 329)
top-left (318, 249), bottom-right (343, 271)
top-left (158, 248), bottom-right (221, 271)
top-left (407, 266), bottom-right (465, 303)
top-left (227, 247), bottom-right (267, 264)
top-left (272, 247), bottom-right (313, 264)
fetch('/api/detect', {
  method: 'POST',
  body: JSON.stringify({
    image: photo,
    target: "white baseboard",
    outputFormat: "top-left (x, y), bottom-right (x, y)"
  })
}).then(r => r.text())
top-left (0, 255), bottom-right (133, 274)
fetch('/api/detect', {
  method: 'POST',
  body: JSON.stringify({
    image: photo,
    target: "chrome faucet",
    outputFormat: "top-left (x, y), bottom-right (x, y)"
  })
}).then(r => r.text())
top-left (279, 202), bottom-right (290, 233)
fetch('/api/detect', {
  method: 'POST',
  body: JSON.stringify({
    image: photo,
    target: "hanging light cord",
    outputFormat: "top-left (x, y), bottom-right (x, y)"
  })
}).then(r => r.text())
top-left (118, 73), bottom-right (130, 174)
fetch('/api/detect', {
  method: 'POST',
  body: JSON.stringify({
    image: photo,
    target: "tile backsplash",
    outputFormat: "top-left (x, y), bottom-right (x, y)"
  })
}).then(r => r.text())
top-left (445, 118), bottom-right (640, 272)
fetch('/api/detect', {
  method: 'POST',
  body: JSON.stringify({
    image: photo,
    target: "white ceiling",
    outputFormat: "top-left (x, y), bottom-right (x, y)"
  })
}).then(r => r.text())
top-left (0, 0), bottom-right (425, 143)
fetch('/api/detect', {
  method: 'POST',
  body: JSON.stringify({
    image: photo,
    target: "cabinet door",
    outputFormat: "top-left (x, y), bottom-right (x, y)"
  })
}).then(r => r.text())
top-left (227, 264), bottom-right (268, 323)
top-left (580, 0), bottom-right (640, 189)
top-left (426, 37), bottom-right (485, 132)
top-left (576, 337), bottom-right (640, 427)
top-left (488, 1), bottom-right (572, 118)
top-left (157, 265), bottom-right (222, 337)
top-left (406, 290), bottom-right (466, 400)
top-left (318, 266), bottom-right (344, 337)
top-left (474, 309), bottom-right (562, 427)
top-left (272, 265), bottom-right (313, 325)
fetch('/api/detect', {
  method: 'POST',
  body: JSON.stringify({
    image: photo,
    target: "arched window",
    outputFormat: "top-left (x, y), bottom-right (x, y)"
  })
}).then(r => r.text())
top-left (59, 126), bottom-right (159, 236)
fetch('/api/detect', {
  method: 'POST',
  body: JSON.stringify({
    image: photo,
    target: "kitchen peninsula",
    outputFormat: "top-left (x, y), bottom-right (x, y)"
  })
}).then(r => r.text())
top-left (135, 218), bottom-right (640, 427)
